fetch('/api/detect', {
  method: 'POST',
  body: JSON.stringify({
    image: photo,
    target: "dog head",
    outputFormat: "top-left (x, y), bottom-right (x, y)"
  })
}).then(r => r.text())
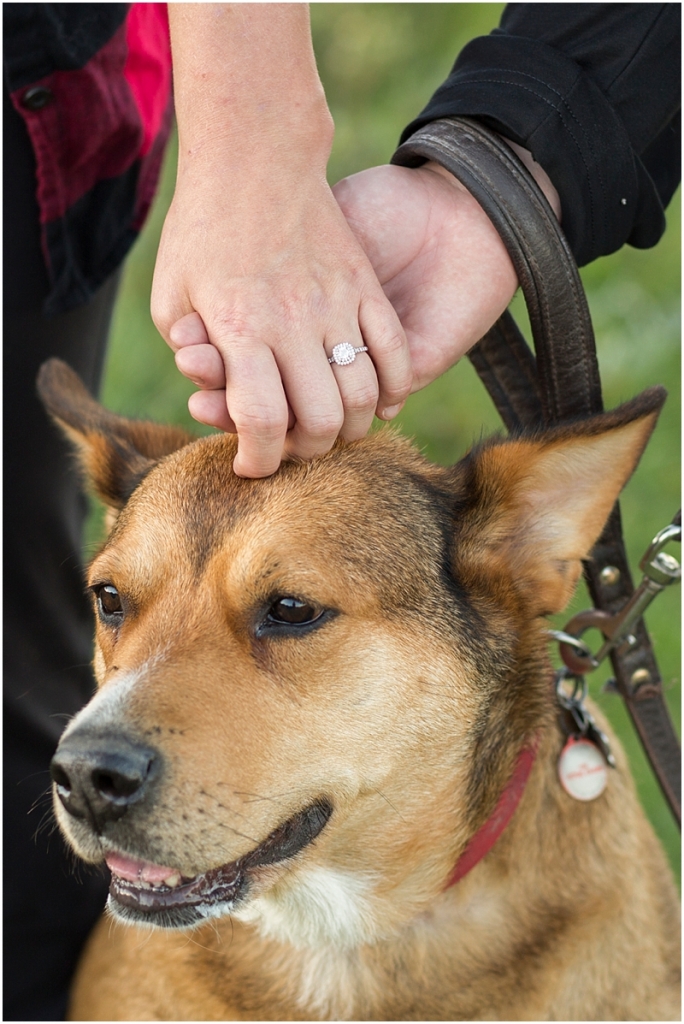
top-left (38, 359), bottom-right (663, 946)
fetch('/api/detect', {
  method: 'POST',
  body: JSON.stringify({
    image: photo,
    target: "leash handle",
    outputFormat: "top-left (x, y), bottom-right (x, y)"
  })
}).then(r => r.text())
top-left (393, 117), bottom-right (602, 427)
top-left (392, 118), bottom-right (681, 827)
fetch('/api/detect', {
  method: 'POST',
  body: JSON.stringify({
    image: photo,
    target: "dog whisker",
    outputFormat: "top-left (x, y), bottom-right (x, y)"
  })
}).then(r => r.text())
top-left (132, 928), bottom-right (155, 952)
top-left (16, 769), bottom-right (52, 786)
top-left (216, 824), bottom-right (260, 845)
top-left (198, 800), bottom-right (261, 833)
top-left (221, 805), bottom-right (252, 822)
top-left (232, 789), bottom-right (295, 805)
top-left (28, 784), bottom-right (54, 815)
top-left (371, 789), bottom-right (406, 822)
top-left (183, 926), bottom-right (222, 955)
top-left (32, 807), bottom-right (58, 843)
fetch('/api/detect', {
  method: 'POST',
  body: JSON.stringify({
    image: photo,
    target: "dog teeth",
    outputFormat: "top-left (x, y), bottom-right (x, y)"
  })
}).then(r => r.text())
top-left (115, 873), bottom-right (182, 891)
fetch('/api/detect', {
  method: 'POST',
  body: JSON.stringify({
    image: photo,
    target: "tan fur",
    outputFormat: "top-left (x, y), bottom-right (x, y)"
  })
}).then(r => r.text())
top-left (37, 361), bottom-right (680, 1021)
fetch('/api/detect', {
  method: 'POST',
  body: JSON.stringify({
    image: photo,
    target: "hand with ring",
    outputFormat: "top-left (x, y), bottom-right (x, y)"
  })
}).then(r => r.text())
top-left (152, 6), bottom-right (412, 480)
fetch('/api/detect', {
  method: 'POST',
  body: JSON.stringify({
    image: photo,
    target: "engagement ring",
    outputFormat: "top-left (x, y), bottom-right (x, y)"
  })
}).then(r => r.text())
top-left (328, 343), bottom-right (369, 366)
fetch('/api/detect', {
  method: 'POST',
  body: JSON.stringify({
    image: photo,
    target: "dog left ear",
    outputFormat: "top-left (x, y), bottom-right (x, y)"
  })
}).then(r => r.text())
top-left (454, 387), bottom-right (666, 617)
top-left (37, 358), bottom-right (195, 510)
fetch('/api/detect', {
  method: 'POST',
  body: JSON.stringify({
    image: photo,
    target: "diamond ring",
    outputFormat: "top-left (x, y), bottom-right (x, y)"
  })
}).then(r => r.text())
top-left (328, 343), bottom-right (369, 366)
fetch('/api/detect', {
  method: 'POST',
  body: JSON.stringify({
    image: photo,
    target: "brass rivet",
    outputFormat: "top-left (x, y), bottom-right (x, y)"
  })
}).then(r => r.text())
top-left (630, 668), bottom-right (651, 688)
top-left (600, 565), bottom-right (620, 586)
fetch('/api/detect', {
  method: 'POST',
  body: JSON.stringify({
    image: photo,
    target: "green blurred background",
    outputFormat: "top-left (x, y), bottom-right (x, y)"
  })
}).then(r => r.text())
top-left (96, 5), bottom-right (680, 877)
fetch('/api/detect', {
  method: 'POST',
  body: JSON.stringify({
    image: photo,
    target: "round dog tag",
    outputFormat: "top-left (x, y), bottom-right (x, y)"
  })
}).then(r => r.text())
top-left (558, 737), bottom-right (608, 801)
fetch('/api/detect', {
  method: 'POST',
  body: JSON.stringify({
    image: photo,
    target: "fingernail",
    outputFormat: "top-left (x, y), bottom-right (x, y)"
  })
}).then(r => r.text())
top-left (379, 404), bottom-right (402, 420)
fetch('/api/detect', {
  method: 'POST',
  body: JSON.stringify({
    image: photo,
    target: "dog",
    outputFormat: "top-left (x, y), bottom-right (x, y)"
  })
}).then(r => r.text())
top-left (38, 358), bottom-right (680, 1021)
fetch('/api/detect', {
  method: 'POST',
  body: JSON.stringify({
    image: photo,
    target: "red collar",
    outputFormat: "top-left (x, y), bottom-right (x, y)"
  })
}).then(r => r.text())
top-left (445, 737), bottom-right (538, 889)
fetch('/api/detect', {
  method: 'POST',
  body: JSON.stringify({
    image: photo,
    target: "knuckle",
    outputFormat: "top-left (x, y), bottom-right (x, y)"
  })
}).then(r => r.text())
top-left (373, 323), bottom-right (407, 359)
top-left (344, 380), bottom-right (380, 413)
top-left (233, 404), bottom-right (287, 441)
top-left (211, 306), bottom-right (260, 344)
top-left (383, 374), bottom-right (413, 403)
top-left (150, 300), bottom-right (173, 339)
top-left (297, 408), bottom-right (344, 440)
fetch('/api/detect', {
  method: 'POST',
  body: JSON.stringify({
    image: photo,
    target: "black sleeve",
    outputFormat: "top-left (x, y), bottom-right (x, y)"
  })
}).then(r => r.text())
top-left (400, 4), bottom-right (680, 266)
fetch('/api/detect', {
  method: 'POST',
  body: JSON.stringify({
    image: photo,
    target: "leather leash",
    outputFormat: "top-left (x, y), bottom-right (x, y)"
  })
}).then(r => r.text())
top-left (392, 117), bottom-right (681, 827)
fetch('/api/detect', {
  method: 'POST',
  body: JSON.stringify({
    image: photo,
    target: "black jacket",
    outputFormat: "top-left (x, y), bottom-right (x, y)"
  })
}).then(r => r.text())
top-left (401, 3), bottom-right (681, 266)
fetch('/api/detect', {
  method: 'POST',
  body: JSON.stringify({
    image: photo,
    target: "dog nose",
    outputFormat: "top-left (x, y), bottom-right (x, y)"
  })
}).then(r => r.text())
top-left (50, 732), bottom-right (158, 830)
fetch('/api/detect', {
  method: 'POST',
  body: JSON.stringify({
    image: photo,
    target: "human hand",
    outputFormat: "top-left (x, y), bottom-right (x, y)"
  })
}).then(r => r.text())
top-left (332, 161), bottom-right (521, 392)
top-left (333, 142), bottom-right (561, 392)
top-left (152, 4), bottom-right (411, 479)
top-left (152, 170), bottom-right (411, 478)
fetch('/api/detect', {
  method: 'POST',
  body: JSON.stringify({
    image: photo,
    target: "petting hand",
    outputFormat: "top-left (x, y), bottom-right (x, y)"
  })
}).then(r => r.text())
top-left (152, 4), bottom-right (411, 479)
top-left (152, 171), bottom-right (411, 478)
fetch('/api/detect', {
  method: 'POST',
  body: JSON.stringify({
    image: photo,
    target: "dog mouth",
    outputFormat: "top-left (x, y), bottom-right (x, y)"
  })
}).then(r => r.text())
top-left (105, 799), bottom-right (333, 929)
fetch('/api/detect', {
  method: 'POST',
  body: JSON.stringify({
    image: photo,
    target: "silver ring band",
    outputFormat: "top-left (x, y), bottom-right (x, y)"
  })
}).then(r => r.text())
top-left (328, 343), bottom-right (369, 366)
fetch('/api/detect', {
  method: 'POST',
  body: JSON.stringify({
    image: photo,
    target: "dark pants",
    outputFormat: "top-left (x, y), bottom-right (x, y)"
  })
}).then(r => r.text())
top-left (4, 90), bottom-right (118, 1021)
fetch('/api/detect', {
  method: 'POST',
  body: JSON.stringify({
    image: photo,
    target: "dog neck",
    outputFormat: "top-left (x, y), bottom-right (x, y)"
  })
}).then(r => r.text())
top-left (444, 737), bottom-right (539, 889)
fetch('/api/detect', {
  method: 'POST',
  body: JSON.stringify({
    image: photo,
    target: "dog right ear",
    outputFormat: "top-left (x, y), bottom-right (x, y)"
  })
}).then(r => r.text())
top-left (37, 358), bottom-right (195, 510)
top-left (450, 387), bottom-right (666, 617)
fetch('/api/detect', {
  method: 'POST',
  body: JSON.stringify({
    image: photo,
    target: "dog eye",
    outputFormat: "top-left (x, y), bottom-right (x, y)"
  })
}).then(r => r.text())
top-left (93, 584), bottom-right (124, 623)
top-left (267, 597), bottom-right (319, 625)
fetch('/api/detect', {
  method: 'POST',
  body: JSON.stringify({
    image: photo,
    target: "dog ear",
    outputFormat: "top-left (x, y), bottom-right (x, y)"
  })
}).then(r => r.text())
top-left (37, 358), bottom-right (195, 510)
top-left (454, 387), bottom-right (666, 617)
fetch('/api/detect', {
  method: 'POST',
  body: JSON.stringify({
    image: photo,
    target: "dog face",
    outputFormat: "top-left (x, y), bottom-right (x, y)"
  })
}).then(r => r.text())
top-left (39, 360), bottom-right (663, 947)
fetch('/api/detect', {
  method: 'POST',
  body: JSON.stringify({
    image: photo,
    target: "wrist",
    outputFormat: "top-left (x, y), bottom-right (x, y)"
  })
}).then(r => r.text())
top-left (423, 141), bottom-right (561, 224)
top-left (174, 81), bottom-right (334, 171)
top-left (499, 137), bottom-right (562, 222)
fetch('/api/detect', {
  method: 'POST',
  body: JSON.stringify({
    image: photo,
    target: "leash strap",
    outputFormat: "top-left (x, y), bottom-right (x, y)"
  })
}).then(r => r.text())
top-left (392, 117), bottom-right (681, 826)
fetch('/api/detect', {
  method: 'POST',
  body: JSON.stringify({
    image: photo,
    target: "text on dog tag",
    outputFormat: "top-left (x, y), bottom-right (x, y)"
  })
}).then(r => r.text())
top-left (558, 737), bottom-right (608, 801)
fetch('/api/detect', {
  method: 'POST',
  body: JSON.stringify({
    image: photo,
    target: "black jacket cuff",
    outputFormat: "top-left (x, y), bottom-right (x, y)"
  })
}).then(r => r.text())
top-left (400, 32), bottom-right (668, 266)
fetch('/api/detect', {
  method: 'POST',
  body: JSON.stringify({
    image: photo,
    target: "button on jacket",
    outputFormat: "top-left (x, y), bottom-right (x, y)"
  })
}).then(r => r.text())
top-left (4, 2), bottom-right (173, 314)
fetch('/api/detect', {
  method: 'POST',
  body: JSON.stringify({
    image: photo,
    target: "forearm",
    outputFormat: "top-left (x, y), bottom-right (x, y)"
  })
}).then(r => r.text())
top-left (156, 1), bottom-right (339, 332)
top-left (168, 3), bottom-right (334, 178)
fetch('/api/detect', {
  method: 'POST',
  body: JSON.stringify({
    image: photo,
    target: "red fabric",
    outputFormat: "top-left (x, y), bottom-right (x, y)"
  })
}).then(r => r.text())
top-left (124, 3), bottom-right (172, 158)
top-left (9, 5), bottom-right (171, 226)
top-left (11, 24), bottom-right (140, 224)
top-left (7, 4), bottom-right (173, 311)
top-left (445, 737), bottom-right (539, 888)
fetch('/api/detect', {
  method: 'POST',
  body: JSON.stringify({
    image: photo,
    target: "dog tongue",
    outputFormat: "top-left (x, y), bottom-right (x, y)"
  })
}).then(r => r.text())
top-left (105, 851), bottom-right (180, 885)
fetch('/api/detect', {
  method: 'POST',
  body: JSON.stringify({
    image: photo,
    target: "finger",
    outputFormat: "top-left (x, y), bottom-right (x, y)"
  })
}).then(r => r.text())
top-left (221, 342), bottom-right (290, 478)
top-left (358, 295), bottom-right (413, 420)
top-left (188, 389), bottom-right (296, 434)
top-left (328, 342), bottom-right (379, 442)
top-left (168, 311), bottom-right (209, 352)
top-left (188, 389), bottom-right (237, 432)
top-left (277, 343), bottom-right (344, 461)
top-left (175, 343), bottom-right (226, 389)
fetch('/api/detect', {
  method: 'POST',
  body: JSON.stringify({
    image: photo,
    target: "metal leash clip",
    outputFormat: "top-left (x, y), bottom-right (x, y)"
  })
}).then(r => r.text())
top-left (551, 520), bottom-right (681, 679)
top-left (552, 662), bottom-right (616, 768)
top-left (547, 518), bottom-right (681, 778)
